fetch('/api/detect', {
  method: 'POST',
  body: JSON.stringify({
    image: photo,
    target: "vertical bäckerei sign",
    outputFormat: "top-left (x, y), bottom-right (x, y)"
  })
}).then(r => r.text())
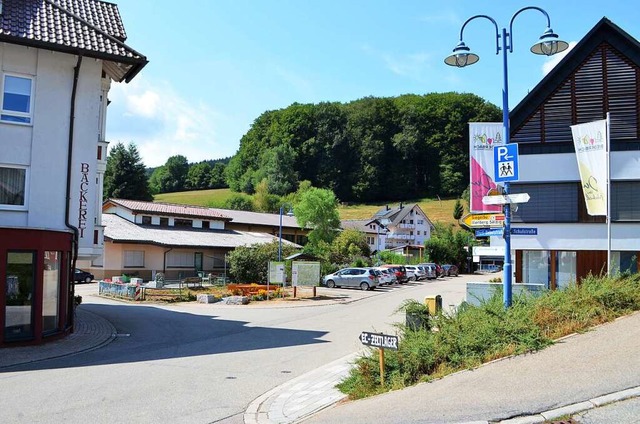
top-left (570, 119), bottom-right (608, 216)
top-left (469, 123), bottom-right (503, 213)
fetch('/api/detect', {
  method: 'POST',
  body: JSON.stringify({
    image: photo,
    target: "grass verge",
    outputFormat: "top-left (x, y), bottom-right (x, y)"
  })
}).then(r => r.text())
top-left (337, 273), bottom-right (640, 399)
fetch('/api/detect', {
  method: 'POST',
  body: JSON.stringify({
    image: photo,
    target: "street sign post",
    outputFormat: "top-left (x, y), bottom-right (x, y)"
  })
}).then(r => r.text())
top-left (475, 228), bottom-right (504, 237)
top-left (494, 144), bottom-right (519, 182)
top-left (460, 213), bottom-right (505, 228)
top-left (360, 331), bottom-right (399, 387)
top-left (482, 193), bottom-right (530, 205)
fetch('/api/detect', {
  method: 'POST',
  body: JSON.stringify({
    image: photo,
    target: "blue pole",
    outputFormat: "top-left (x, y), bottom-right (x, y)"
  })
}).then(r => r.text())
top-left (278, 206), bottom-right (283, 261)
top-left (501, 27), bottom-right (512, 308)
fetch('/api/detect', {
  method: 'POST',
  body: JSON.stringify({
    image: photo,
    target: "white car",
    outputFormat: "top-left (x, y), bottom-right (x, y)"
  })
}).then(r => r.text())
top-left (404, 265), bottom-right (423, 281)
top-left (375, 267), bottom-right (396, 285)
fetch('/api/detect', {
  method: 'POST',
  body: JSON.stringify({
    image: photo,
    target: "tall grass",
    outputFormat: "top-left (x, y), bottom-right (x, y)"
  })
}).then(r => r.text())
top-left (338, 273), bottom-right (640, 399)
top-left (153, 188), bottom-right (233, 208)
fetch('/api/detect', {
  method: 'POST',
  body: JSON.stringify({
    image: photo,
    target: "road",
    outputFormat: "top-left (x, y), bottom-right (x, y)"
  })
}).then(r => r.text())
top-left (0, 273), bottom-right (487, 424)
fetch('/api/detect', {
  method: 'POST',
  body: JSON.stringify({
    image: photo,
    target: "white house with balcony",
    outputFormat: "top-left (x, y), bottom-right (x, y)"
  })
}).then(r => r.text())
top-left (373, 203), bottom-right (434, 249)
top-left (0, 0), bottom-right (147, 346)
top-left (340, 218), bottom-right (387, 253)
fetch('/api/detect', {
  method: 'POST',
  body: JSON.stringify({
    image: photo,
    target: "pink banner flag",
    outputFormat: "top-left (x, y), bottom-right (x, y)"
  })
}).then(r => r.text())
top-left (469, 123), bottom-right (504, 213)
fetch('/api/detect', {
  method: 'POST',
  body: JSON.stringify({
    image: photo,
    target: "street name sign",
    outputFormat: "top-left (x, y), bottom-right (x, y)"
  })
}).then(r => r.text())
top-left (460, 213), bottom-right (505, 228)
top-left (359, 332), bottom-right (398, 350)
top-left (475, 228), bottom-right (504, 237)
top-left (482, 193), bottom-right (530, 205)
top-left (511, 227), bottom-right (538, 235)
top-left (494, 144), bottom-right (519, 182)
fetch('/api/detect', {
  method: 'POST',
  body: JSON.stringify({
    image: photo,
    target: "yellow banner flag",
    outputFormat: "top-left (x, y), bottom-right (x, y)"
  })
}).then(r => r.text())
top-left (570, 119), bottom-right (608, 216)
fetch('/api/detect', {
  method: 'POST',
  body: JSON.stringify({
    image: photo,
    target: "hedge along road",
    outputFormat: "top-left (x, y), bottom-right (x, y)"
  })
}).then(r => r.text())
top-left (0, 272), bottom-right (491, 424)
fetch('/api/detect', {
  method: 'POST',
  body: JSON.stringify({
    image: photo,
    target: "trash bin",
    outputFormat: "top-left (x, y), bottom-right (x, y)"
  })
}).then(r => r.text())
top-left (424, 295), bottom-right (442, 315)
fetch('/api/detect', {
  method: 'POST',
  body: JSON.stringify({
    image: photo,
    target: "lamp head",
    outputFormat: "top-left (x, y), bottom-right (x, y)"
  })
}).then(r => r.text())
top-left (530, 28), bottom-right (569, 56)
top-left (444, 41), bottom-right (479, 68)
top-left (286, 207), bottom-right (294, 217)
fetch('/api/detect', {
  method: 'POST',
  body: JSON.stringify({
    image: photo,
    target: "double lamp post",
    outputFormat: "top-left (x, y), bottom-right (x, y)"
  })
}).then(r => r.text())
top-left (444, 6), bottom-right (568, 307)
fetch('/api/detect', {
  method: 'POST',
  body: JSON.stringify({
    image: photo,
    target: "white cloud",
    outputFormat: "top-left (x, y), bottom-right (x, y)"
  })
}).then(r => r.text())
top-left (542, 41), bottom-right (577, 75)
top-left (107, 77), bottom-right (236, 168)
top-left (418, 11), bottom-right (461, 27)
top-left (361, 44), bottom-right (432, 81)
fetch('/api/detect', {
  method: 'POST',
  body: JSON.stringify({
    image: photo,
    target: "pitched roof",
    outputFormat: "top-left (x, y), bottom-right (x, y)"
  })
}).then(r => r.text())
top-left (103, 214), bottom-right (301, 249)
top-left (0, 0), bottom-right (147, 82)
top-left (105, 198), bottom-right (233, 221)
top-left (511, 17), bottom-right (640, 132)
top-left (340, 219), bottom-right (380, 234)
top-left (209, 208), bottom-right (301, 229)
top-left (373, 203), bottom-right (434, 228)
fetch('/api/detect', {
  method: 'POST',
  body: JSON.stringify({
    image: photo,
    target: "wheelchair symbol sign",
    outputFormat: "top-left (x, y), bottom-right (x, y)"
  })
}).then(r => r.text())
top-left (494, 144), bottom-right (519, 182)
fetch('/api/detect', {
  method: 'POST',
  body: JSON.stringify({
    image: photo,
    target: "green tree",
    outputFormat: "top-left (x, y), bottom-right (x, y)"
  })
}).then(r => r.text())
top-left (453, 199), bottom-right (464, 220)
top-left (294, 187), bottom-right (341, 246)
top-left (425, 223), bottom-right (475, 269)
top-left (104, 142), bottom-right (152, 201)
top-left (163, 155), bottom-right (189, 192)
top-left (330, 228), bottom-right (371, 265)
top-left (209, 162), bottom-right (227, 188)
top-left (261, 144), bottom-right (299, 196)
top-left (253, 179), bottom-right (281, 213)
top-left (224, 193), bottom-right (255, 211)
top-left (186, 162), bottom-right (211, 190)
top-left (228, 241), bottom-right (298, 283)
top-left (148, 166), bottom-right (168, 194)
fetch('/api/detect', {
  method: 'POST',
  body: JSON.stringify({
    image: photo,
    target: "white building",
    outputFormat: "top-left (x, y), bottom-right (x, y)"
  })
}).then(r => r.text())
top-left (373, 203), bottom-right (434, 249)
top-left (0, 0), bottom-right (146, 345)
top-left (492, 18), bottom-right (640, 288)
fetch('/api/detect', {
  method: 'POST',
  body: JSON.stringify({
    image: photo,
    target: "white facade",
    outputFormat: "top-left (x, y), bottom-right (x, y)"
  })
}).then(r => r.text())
top-left (1, 43), bottom-right (107, 261)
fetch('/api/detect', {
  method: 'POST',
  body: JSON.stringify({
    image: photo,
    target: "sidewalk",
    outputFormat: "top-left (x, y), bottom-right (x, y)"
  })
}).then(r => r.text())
top-left (0, 308), bottom-right (116, 369)
top-left (298, 311), bottom-right (640, 424)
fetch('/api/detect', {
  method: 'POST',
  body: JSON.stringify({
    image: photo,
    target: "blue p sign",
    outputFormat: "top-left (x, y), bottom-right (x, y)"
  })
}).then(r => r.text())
top-left (494, 144), bottom-right (519, 182)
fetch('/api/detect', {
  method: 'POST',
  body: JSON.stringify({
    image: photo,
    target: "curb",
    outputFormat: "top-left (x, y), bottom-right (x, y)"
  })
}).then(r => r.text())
top-left (496, 386), bottom-right (640, 423)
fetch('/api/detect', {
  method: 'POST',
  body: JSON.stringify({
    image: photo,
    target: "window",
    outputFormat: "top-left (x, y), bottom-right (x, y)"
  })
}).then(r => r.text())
top-left (612, 181), bottom-right (640, 221)
top-left (167, 251), bottom-right (194, 268)
top-left (611, 251), bottom-right (638, 274)
top-left (0, 166), bottom-right (27, 207)
top-left (142, 216), bottom-right (152, 225)
top-left (522, 250), bottom-right (550, 287)
top-left (202, 221), bottom-right (210, 229)
top-left (2, 74), bottom-right (33, 124)
top-left (510, 183), bottom-right (578, 222)
top-left (43, 251), bottom-right (61, 333)
top-left (123, 250), bottom-right (144, 268)
top-left (556, 251), bottom-right (577, 290)
top-left (160, 217), bottom-right (169, 227)
top-left (174, 218), bottom-right (193, 228)
top-left (5, 251), bottom-right (36, 340)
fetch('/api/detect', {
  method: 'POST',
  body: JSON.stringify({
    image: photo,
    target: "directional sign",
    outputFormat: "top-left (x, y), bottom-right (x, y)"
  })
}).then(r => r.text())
top-left (494, 144), bottom-right (519, 182)
top-left (460, 213), bottom-right (505, 228)
top-left (482, 193), bottom-right (530, 205)
top-left (475, 228), bottom-right (504, 237)
top-left (360, 332), bottom-right (399, 350)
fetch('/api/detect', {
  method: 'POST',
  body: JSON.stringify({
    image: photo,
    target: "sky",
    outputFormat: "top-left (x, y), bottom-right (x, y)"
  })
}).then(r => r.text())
top-left (106, 0), bottom-right (639, 168)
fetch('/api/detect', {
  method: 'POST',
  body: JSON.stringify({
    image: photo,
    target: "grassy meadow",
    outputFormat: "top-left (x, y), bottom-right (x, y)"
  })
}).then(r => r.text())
top-left (154, 189), bottom-right (461, 226)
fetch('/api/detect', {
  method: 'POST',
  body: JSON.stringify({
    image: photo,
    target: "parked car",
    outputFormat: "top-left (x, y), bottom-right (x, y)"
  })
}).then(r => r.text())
top-left (417, 264), bottom-right (437, 280)
top-left (442, 264), bottom-right (459, 277)
top-left (322, 267), bottom-right (378, 290)
top-left (420, 263), bottom-right (443, 278)
top-left (404, 265), bottom-right (425, 281)
top-left (74, 268), bottom-right (94, 283)
top-left (375, 267), bottom-right (396, 285)
top-left (379, 264), bottom-right (408, 284)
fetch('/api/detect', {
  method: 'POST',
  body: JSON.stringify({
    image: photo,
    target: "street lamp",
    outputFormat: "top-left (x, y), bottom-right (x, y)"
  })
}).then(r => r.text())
top-left (278, 204), bottom-right (294, 261)
top-left (445, 6), bottom-right (568, 308)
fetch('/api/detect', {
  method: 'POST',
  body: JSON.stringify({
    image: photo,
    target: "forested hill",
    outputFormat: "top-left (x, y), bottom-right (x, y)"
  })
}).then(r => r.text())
top-left (226, 92), bottom-right (501, 203)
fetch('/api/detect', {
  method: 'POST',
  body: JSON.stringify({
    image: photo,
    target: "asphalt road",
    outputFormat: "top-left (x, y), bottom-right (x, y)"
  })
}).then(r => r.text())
top-left (0, 273), bottom-right (484, 424)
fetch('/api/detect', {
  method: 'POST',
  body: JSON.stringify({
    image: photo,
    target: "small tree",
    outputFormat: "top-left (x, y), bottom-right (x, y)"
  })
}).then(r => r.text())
top-left (295, 187), bottom-right (341, 247)
top-left (228, 241), bottom-right (298, 283)
top-left (453, 199), bottom-right (464, 220)
top-left (330, 228), bottom-right (371, 265)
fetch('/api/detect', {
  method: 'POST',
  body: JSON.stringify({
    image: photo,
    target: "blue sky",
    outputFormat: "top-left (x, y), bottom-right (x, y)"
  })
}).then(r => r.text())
top-left (107, 0), bottom-right (638, 168)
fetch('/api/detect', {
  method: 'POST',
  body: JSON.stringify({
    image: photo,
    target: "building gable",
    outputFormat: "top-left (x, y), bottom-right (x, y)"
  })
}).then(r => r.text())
top-left (511, 18), bottom-right (640, 154)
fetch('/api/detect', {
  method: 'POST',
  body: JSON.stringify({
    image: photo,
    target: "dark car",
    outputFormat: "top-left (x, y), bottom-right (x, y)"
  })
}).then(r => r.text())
top-left (421, 262), bottom-right (444, 278)
top-left (442, 264), bottom-right (459, 277)
top-left (74, 268), bottom-right (94, 283)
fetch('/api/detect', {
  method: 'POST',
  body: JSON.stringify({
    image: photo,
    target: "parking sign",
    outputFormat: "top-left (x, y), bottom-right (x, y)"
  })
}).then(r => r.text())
top-left (494, 144), bottom-right (519, 182)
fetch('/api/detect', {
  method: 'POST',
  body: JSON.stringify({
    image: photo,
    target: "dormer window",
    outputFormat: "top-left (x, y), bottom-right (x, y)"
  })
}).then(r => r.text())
top-left (1, 74), bottom-right (33, 124)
